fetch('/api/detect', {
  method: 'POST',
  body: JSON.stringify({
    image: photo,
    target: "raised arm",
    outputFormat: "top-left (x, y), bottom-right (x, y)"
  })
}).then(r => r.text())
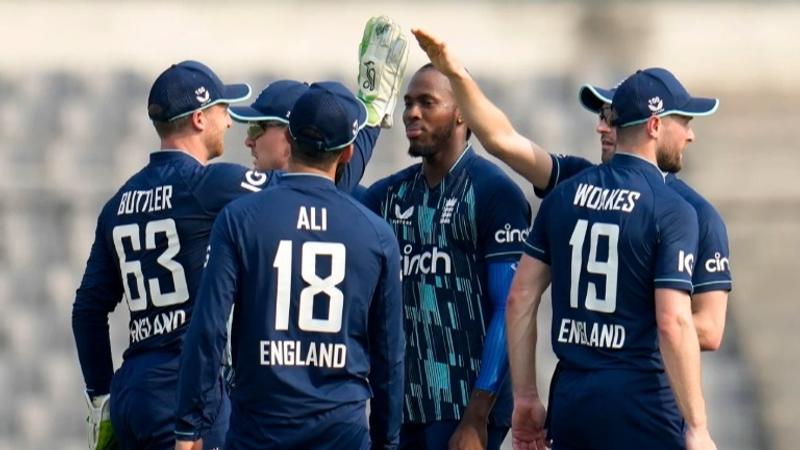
top-left (412, 28), bottom-right (553, 189)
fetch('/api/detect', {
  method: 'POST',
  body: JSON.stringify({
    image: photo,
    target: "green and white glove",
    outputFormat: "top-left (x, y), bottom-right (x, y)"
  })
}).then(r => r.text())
top-left (85, 392), bottom-right (118, 450)
top-left (357, 15), bottom-right (410, 128)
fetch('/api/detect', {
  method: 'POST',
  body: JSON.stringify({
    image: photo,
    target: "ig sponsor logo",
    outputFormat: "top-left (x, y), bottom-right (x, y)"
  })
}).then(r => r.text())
top-left (678, 250), bottom-right (694, 276)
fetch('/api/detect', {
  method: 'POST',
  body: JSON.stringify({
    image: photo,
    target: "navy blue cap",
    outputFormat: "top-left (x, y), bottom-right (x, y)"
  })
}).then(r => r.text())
top-left (578, 84), bottom-right (615, 113)
top-left (148, 60), bottom-right (251, 122)
top-left (230, 80), bottom-right (309, 124)
top-left (612, 68), bottom-right (718, 127)
top-left (288, 81), bottom-right (368, 152)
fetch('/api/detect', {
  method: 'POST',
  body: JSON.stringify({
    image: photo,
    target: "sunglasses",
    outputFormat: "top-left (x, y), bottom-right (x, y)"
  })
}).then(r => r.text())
top-left (246, 121), bottom-right (286, 140)
top-left (599, 105), bottom-right (616, 125)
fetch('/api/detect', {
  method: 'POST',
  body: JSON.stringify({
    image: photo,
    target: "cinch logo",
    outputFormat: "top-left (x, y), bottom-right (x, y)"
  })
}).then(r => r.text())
top-left (678, 250), bottom-right (694, 276)
top-left (401, 244), bottom-right (452, 276)
top-left (704, 252), bottom-right (730, 273)
top-left (495, 223), bottom-right (529, 244)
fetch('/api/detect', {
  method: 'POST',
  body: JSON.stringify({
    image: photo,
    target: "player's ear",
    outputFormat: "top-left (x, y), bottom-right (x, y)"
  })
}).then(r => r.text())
top-left (645, 115), bottom-right (661, 138)
top-left (338, 144), bottom-right (354, 164)
top-left (190, 109), bottom-right (205, 131)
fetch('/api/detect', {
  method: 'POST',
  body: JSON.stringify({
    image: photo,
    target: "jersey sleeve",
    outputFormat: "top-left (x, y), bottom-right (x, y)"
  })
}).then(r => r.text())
top-left (367, 223), bottom-right (404, 449)
top-left (175, 207), bottom-right (240, 440)
top-left (692, 206), bottom-right (733, 293)
top-left (361, 179), bottom-right (388, 217)
top-left (336, 126), bottom-right (380, 193)
top-left (534, 154), bottom-right (595, 199)
top-left (71, 206), bottom-right (123, 397)
top-left (478, 175), bottom-right (531, 262)
top-left (523, 196), bottom-right (552, 265)
top-left (654, 199), bottom-right (699, 293)
top-left (473, 261), bottom-right (514, 393)
top-left (193, 163), bottom-right (275, 214)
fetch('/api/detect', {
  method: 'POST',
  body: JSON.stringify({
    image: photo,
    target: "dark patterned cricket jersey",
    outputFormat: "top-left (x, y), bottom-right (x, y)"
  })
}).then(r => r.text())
top-left (364, 146), bottom-right (530, 424)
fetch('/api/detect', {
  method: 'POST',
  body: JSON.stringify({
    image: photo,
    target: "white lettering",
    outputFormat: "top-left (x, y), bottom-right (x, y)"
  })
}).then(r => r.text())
top-left (260, 340), bottom-right (347, 368)
top-left (401, 245), bottom-right (452, 276)
top-left (117, 185), bottom-right (175, 216)
top-left (556, 318), bottom-right (626, 349)
top-left (573, 183), bottom-right (641, 213)
top-left (704, 252), bottom-right (730, 273)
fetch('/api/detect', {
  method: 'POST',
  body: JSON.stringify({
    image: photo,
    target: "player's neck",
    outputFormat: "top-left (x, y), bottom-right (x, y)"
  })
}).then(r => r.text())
top-left (287, 161), bottom-right (335, 181)
top-left (160, 136), bottom-right (211, 165)
top-left (421, 141), bottom-right (468, 187)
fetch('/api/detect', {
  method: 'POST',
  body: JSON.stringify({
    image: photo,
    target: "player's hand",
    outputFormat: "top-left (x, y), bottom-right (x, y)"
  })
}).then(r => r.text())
top-left (84, 393), bottom-right (119, 450)
top-left (175, 438), bottom-right (203, 450)
top-left (686, 425), bottom-right (717, 450)
top-left (448, 414), bottom-right (488, 450)
top-left (358, 15), bottom-right (410, 128)
top-left (511, 396), bottom-right (548, 450)
top-left (411, 28), bottom-right (464, 79)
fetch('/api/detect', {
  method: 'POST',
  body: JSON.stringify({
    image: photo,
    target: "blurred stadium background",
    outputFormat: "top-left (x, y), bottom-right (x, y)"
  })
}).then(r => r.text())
top-left (0, 1), bottom-right (797, 449)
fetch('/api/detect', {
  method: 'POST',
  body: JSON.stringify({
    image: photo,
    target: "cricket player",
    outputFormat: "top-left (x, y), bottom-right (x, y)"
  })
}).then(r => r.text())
top-left (507, 69), bottom-right (718, 449)
top-left (72, 60), bottom-right (257, 450)
top-left (174, 81), bottom-right (404, 450)
top-left (363, 63), bottom-right (531, 450)
top-left (412, 29), bottom-right (731, 351)
top-left (72, 16), bottom-right (408, 450)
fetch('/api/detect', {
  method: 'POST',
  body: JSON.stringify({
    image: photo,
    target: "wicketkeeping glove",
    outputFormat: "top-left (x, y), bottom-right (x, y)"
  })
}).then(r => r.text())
top-left (357, 15), bottom-right (410, 128)
top-left (85, 392), bottom-right (119, 450)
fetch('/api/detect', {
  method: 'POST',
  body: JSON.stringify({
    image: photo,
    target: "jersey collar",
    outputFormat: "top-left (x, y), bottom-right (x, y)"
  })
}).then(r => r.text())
top-left (611, 151), bottom-right (666, 180)
top-left (150, 149), bottom-right (204, 166)
top-left (278, 172), bottom-right (336, 189)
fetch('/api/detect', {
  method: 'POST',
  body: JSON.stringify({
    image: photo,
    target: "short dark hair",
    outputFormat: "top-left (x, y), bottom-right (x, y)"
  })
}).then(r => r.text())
top-left (290, 139), bottom-right (345, 170)
top-left (152, 115), bottom-right (192, 139)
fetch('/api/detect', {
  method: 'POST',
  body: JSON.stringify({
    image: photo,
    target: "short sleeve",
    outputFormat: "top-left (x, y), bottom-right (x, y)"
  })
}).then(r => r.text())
top-left (478, 176), bottom-right (531, 262)
top-left (654, 199), bottom-right (699, 293)
top-left (692, 206), bottom-right (733, 293)
top-left (534, 154), bottom-right (595, 198)
top-left (523, 196), bottom-right (551, 265)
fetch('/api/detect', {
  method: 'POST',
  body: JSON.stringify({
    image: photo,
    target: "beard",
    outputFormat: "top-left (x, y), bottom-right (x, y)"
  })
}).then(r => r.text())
top-left (407, 122), bottom-right (454, 158)
top-left (656, 144), bottom-right (683, 173)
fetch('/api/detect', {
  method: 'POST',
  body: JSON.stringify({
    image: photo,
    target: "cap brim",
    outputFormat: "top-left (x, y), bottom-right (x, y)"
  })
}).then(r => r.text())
top-left (229, 105), bottom-right (290, 124)
top-left (671, 97), bottom-right (719, 117)
top-left (220, 83), bottom-right (252, 104)
top-left (579, 85), bottom-right (615, 113)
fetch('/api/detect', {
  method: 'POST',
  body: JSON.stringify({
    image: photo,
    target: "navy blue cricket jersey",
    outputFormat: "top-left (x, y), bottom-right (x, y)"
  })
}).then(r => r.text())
top-left (526, 153), bottom-right (699, 371)
top-left (363, 146), bottom-right (530, 425)
top-left (536, 153), bottom-right (732, 295)
top-left (175, 173), bottom-right (404, 447)
top-left (72, 126), bottom-right (379, 397)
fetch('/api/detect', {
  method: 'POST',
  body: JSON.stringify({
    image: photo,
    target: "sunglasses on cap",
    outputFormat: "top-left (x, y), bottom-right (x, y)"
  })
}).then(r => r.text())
top-left (246, 121), bottom-right (287, 140)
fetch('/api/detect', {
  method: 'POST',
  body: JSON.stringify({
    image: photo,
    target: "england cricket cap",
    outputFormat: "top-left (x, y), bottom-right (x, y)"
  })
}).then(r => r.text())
top-left (579, 85), bottom-right (615, 113)
top-left (148, 60), bottom-right (251, 122)
top-left (230, 80), bottom-right (309, 124)
top-left (288, 81), bottom-right (367, 152)
top-left (612, 67), bottom-right (718, 127)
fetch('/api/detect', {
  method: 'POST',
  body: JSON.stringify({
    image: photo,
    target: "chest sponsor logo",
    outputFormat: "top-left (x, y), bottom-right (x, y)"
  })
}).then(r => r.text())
top-left (401, 244), bottom-right (452, 276)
